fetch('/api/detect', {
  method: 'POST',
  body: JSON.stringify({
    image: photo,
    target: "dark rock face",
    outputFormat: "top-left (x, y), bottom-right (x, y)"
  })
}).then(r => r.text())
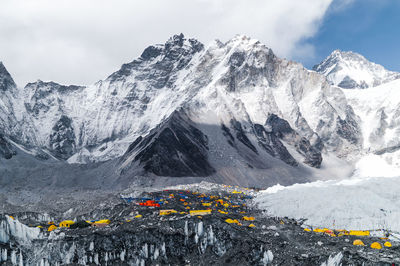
top-left (221, 124), bottom-right (235, 147)
top-left (337, 76), bottom-right (360, 89)
top-left (220, 120), bottom-right (299, 167)
top-left (0, 134), bottom-right (16, 159)
top-left (49, 115), bottom-right (76, 160)
top-left (374, 144), bottom-right (400, 156)
top-left (0, 62), bottom-right (16, 91)
top-left (336, 107), bottom-right (361, 145)
top-left (121, 111), bottom-right (215, 177)
top-left (253, 124), bottom-right (298, 167)
top-left (230, 119), bottom-right (258, 154)
top-left (266, 114), bottom-right (323, 168)
top-left (140, 45), bottom-right (163, 60)
top-left (265, 114), bottom-right (293, 138)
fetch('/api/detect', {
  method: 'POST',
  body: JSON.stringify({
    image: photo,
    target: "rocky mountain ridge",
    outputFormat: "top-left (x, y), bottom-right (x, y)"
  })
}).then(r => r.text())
top-left (0, 34), bottom-right (398, 189)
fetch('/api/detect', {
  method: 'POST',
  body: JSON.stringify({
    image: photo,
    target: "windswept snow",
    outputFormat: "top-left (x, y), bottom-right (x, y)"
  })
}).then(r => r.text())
top-left (255, 176), bottom-right (400, 232)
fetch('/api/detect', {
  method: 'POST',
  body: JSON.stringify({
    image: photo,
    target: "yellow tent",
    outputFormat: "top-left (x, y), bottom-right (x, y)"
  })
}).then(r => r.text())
top-left (59, 220), bottom-right (75, 228)
top-left (159, 210), bottom-right (177, 216)
top-left (242, 216), bottom-right (255, 221)
top-left (48, 225), bottom-right (58, 232)
top-left (370, 242), bottom-right (382, 249)
top-left (384, 241), bottom-right (392, 247)
top-left (225, 218), bottom-right (241, 225)
top-left (94, 219), bottom-right (111, 224)
top-left (353, 239), bottom-right (365, 246)
top-left (189, 210), bottom-right (212, 216)
top-left (349, 230), bottom-right (370, 236)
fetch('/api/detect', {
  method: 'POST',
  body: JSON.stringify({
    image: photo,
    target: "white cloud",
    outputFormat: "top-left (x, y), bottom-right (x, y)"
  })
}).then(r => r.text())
top-left (0, 0), bottom-right (337, 86)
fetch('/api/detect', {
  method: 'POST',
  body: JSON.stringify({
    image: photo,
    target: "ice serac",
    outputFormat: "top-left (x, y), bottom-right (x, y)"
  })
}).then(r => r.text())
top-left (313, 49), bottom-right (400, 89)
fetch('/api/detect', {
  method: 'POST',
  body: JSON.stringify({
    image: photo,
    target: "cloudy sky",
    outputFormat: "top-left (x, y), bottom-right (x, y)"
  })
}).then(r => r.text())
top-left (1, 0), bottom-right (395, 86)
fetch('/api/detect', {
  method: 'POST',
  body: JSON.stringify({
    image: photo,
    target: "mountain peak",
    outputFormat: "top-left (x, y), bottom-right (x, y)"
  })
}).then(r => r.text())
top-left (314, 50), bottom-right (400, 89)
top-left (0, 61), bottom-right (16, 91)
top-left (107, 34), bottom-right (204, 83)
top-left (165, 33), bottom-right (185, 47)
top-left (327, 49), bottom-right (369, 63)
top-left (224, 35), bottom-right (267, 50)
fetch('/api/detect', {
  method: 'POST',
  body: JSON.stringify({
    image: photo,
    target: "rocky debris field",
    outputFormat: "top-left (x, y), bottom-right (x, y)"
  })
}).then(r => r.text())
top-left (1, 186), bottom-right (400, 265)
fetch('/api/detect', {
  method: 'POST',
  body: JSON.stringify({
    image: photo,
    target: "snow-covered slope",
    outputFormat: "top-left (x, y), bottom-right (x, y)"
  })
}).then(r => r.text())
top-left (343, 78), bottom-right (400, 177)
top-left (117, 35), bottom-right (363, 184)
top-left (0, 34), bottom-right (366, 190)
top-left (4, 34), bottom-right (400, 187)
top-left (1, 35), bottom-right (360, 168)
top-left (252, 52), bottom-right (400, 233)
top-left (314, 50), bottom-right (400, 89)
top-left (16, 34), bottom-right (204, 162)
top-left (255, 176), bottom-right (400, 232)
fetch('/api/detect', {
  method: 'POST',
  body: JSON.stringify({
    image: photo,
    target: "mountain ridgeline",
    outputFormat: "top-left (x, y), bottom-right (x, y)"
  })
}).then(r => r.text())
top-left (0, 34), bottom-right (399, 189)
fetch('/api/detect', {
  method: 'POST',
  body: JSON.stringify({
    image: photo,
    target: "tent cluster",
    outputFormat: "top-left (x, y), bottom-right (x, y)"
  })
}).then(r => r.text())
top-left (9, 187), bottom-right (256, 237)
top-left (304, 227), bottom-right (393, 250)
top-left (353, 240), bottom-right (392, 249)
top-left (305, 228), bottom-right (378, 237)
top-left (41, 219), bottom-right (112, 232)
top-left (120, 188), bottom-right (256, 228)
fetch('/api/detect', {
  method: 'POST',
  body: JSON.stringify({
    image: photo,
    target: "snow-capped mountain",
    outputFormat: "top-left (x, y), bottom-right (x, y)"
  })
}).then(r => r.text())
top-left (313, 49), bottom-right (400, 89)
top-left (0, 35), bottom-right (358, 163)
top-left (2, 34), bottom-right (400, 189)
top-left (119, 35), bottom-right (360, 184)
